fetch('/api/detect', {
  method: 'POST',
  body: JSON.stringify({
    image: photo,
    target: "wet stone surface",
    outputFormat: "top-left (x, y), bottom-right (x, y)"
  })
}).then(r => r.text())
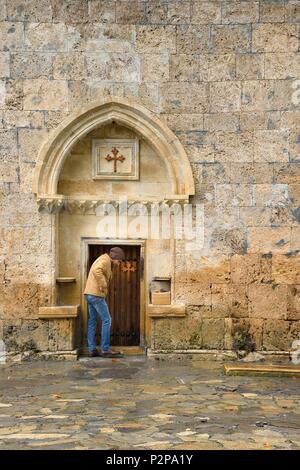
top-left (0, 357), bottom-right (299, 450)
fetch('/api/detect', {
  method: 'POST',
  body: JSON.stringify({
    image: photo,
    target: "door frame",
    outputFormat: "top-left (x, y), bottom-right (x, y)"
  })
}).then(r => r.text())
top-left (80, 238), bottom-right (146, 355)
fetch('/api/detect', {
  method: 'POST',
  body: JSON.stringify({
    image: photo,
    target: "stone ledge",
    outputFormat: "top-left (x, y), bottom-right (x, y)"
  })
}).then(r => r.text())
top-left (147, 304), bottom-right (186, 318)
top-left (38, 305), bottom-right (80, 319)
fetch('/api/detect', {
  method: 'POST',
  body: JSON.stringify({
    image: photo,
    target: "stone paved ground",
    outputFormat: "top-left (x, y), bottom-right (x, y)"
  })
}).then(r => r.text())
top-left (0, 357), bottom-right (300, 450)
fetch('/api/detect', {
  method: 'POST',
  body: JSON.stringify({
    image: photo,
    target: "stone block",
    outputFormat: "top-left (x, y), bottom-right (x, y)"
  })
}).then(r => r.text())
top-left (286, 0), bottom-right (300, 22)
top-left (86, 53), bottom-right (139, 82)
top-left (222, 1), bottom-right (259, 24)
top-left (248, 284), bottom-right (287, 320)
top-left (211, 25), bottom-right (251, 53)
top-left (175, 283), bottom-right (211, 306)
top-left (241, 80), bottom-right (293, 112)
top-left (0, 22), bottom-right (24, 52)
top-left (210, 226), bottom-right (248, 256)
top-left (204, 113), bottom-right (239, 132)
top-left (170, 316), bottom-right (203, 349)
top-left (3, 79), bottom-right (23, 110)
top-left (7, 0), bottom-right (52, 21)
top-left (141, 53), bottom-right (169, 82)
top-left (259, 0), bottom-right (286, 22)
top-left (272, 253), bottom-right (300, 284)
top-left (169, 54), bottom-right (203, 82)
top-left (18, 128), bottom-right (49, 164)
top-left (187, 305), bottom-right (212, 319)
top-left (25, 22), bottom-right (68, 52)
top-left (229, 318), bottom-right (263, 351)
top-left (262, 319), bottom-right (297, 351)
top-left (53, 53), bottom-right (86, 80)
top-left (23, 79), bottom-right (68, 111)
top-left (162, 113), bottom-right (203, 133)
top-left (68, 23), bottom-right (135, 53)
top-left (265, 53), bottom-right (300, 79)
top-left (136, 26), bottom-right (176, 53)
top-left (176, 25), bottom-right (211, 54)
top-left (212, 284), bottom-right (248, 318)
top-left (68, 80), bottom-right (91, 110)
top-left (230, 162), bottom-right (274, 184)
top-left (185, 258), bottom-right (231, 284)
top-left (153, 316), bottom-right (203, 350)
top-left (253, 130), bottom-right (289, 163)
top-left (202, 319), bottom-right (225, 349)
top-left (289, 131), bottom-right (300, 162)
top-left (89, 0), bottom-right (116, 23)
top-left (240, 111), bottom-right (281, 130)
top-left (152, 318), bottom-right (172, 350)
top-left (192, 162), bottom-right (230, 184)
top-left (0, 282), bottom-right (51, 319)
top-left (191, 1), bottom-right (222, 24)
top-left (287, 285), bottom-right (300, 321)
top-left (209, 82), bottom-right (241, 112)
top-left (214, 131), bottom-right (254, 163)
top-left (0, 129), bottom-right (18, 160)
top-left (252, 24), bottom-right (298, 52)
top-left (161, 82), bottom-right (209, 114)
top-left (51, 0), bottom-right (89, 23)
top-left (291, 227), bottom-right (300, 250)
top-left (205, 54), bottom-right (236, 81)
top-left (215, 183), bottom-right (254, 207)
top-left (236, 53), bottom-right (264, 80)
top-left (248, 227), bottom-right (291, 254)
top-left (254, 183), bottom-right (290, 207)
top-left (0, 0), bottom-right (6, 20)
top-left (3, 110), bottom-right (44, 129)
top-left (116, 0), bottom-right (146, 24)
top-left (231, 254), bottom-right (272, 285)
top-left (167, 1), bottom-right (191, 24)
top-left (145, 0), bottom-right (168, 24)
top-left (280, 111), bottom-right (300, 130)
top-left (2, 319), bottom-right (49, 353)
top-left (0, 52), bottom-right (9, 78)
top-left (48, 319), bottom-right (76, 351)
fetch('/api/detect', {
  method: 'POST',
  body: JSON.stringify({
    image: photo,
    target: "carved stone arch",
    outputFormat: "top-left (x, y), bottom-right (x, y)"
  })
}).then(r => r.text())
top-left (33, 97), bottom-right (195, 199)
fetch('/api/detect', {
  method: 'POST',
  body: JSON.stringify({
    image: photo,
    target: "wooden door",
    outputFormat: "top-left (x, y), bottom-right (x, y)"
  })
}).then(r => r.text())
top-left (87, 244), bottom-right (141, 347)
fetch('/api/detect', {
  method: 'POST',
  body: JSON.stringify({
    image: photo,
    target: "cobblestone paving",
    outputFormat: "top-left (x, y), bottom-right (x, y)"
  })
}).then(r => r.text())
top-left (0, 357), bottom-right (299, 450)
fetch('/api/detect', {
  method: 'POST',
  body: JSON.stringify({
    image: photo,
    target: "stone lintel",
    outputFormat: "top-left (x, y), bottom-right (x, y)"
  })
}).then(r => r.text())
top-left (38, 305), bottom-right (80, 319)
top-left (147, 304), bottom-right (186, 318)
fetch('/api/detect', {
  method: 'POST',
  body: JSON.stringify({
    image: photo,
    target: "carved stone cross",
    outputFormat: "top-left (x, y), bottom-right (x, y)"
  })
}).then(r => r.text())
top-left (105, 147), bottom-right (126, 173)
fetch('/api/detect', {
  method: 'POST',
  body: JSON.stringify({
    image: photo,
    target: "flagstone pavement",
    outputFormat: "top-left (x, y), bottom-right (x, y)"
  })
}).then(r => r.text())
top-left (0, 357), bottom-right (299, 450)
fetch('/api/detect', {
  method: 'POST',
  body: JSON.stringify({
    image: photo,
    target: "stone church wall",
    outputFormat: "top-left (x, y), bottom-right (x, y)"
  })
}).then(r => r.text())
top-left (0, 0), bottom-right (299, 358)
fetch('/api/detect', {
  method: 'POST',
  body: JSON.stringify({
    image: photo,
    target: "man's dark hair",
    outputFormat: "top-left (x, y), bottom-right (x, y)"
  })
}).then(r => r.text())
top-left (109, 247), bottom-right (125, 261)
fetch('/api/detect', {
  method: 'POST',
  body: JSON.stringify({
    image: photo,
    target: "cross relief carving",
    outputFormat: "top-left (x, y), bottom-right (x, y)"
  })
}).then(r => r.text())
top-left (92, 138), bottom-right (139, 180)
top-left (105, 147), bottom-right (126, 173)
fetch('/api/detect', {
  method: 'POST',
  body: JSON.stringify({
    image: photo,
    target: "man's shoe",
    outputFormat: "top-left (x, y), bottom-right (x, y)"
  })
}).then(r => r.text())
top-left (89, 349), bottom-right (101, 357)
top-left (100, 350), bottom-right (124, 358)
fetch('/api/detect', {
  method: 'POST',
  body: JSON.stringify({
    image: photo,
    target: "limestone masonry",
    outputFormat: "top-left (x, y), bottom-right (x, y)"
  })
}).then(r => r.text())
top-left (0, 0), bottom-right (300, 360)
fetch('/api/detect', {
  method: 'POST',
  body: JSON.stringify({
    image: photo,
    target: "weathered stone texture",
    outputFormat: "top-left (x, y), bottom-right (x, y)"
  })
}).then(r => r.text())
top-left (0, 0), bottom-right (299, 356)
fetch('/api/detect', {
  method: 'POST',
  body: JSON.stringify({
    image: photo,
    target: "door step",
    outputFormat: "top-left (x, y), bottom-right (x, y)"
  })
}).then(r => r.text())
top-left (224, 363), bottom-right (300, 377)
top-left (111, 346), bottom-right (146, 356)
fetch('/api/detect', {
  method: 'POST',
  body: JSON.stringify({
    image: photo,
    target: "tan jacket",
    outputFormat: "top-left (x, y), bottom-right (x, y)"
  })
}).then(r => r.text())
top-left (84, 253), bottom-right (112, 298)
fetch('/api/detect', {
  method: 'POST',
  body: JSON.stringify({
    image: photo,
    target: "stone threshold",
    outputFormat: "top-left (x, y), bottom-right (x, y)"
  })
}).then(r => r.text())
top-left (224, 364), bottom-right (300, 377)
top-left (79, 346), bottom-right (146, 357)
top-left (148, 349), bottom-right (292, 362)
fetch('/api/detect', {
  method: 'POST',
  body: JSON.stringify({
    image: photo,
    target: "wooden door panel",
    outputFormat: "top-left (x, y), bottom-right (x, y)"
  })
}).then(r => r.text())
top-left (87, 244), bottom-right (140, 347)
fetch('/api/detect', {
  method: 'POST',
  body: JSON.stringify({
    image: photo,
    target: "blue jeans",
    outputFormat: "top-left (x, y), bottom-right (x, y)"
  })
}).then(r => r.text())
top-left (86, 294), bottom-right (111, 352)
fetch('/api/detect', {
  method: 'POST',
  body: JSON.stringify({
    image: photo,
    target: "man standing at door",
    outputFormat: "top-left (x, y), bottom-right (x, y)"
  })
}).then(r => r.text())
top-left (84, 247), bottom-right (125, 358)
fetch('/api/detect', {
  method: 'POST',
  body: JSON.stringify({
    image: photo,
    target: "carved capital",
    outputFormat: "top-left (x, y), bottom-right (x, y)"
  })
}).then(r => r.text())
top-left (37, 197), bottom-right (64, 214)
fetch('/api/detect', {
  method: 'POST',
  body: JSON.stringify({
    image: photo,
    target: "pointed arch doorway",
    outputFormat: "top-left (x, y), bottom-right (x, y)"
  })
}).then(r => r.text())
top-left (33, 97), bottom-right (194, 356)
